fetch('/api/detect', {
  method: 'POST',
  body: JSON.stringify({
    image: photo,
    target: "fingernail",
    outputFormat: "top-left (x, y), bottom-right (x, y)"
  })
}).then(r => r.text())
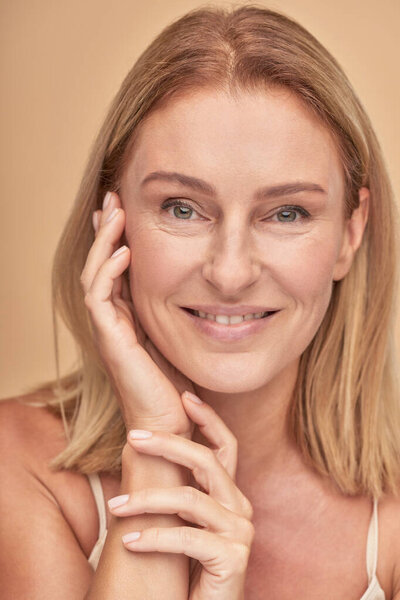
top-left (183, 391), bottom-right (203, 404)
top-left (106, 207), bottom-right (119, 223)
top-left (92, 211), bottom-right (99, 232)
top-left (103, 191), bottom-right (112, 210)
top-left (122, 531), bottom-right (141, 543)
top-left (129, 429), bottom-right (153, 439)
top-left (108, 494), bottom-right (129, 509)
top-left (111, 245), bottom-right (128, 258)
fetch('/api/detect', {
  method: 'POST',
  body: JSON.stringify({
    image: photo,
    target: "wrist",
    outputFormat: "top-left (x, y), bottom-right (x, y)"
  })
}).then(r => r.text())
top-left (122, 416), bottom-right (193, 439)
top-left (121, 442), bottom-right (190, 492)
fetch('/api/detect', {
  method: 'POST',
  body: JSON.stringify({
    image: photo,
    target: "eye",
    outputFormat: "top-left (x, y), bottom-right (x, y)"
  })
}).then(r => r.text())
top-left (161, 199), bottom-right (201, 220)
top-left (271, 206), bottom-right (310, 223)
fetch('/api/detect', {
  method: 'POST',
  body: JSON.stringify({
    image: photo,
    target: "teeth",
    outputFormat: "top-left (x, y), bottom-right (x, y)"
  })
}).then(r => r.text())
top-left (193, 310), bottom-right (269, 324)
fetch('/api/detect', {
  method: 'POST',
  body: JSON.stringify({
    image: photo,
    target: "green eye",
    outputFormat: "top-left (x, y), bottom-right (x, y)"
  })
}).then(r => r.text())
top-left (271, 205), bottom-right (310, 223)
top-left (161, 199), bottom-right (200, 220)
top-left (277, 209), bottom-right (298, 222)
top-left (172, 205), bottom-right (193, 219)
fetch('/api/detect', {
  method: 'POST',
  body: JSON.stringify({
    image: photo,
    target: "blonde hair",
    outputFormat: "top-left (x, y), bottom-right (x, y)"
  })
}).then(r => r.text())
top-left (25, 3), bottom-right (400, 498)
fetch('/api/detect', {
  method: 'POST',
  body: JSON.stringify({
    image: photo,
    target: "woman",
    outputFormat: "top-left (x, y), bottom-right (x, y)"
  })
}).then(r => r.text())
top-left (1, 4), bottom-right (400, 598)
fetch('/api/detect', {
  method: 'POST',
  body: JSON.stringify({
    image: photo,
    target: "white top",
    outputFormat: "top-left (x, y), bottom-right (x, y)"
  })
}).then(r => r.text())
top-left (86, 472), bottom-right (385, 598)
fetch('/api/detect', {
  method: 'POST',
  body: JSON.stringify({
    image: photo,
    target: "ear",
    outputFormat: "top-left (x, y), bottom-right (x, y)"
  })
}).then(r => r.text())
top-left (332, 187), bottom-right (370, 281)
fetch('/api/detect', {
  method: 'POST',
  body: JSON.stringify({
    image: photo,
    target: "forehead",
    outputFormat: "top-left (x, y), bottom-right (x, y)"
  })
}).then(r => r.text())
top-left (123, 87), bottom-right (344, 197)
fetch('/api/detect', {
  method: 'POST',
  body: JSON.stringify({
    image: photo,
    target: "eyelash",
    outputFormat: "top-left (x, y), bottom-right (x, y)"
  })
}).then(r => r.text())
top-left (161, 199), bottom-right (311, 223)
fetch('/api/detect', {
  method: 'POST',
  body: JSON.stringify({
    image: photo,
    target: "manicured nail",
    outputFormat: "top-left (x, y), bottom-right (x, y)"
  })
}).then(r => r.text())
top-left (92, 211), bottom-right (99, 232)
top-left (129, 429), bottom-right (153, 439)
top-left (108, 494), bottom-right (129, 509)
top-left (106, 207), bottom-right (119, 223)
top-left (183, 391), bottom-right (203, 404)
top-left (122, 531), bottom-right (141, 543)
top-left (111, 245), bottom-right (128, 258)
top-left (103, 191), bottom-right (112, 210)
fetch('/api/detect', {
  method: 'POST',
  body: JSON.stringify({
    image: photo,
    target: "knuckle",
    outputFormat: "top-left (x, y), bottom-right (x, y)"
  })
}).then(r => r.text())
top-left (241, 518), bottom-right (256, 543)
top-left (194, 446), bottom-right (214, 473)
top-left (216, 444), bottom-right (230, 464)
top-left (216, 438), bottom-right (238, 469)
top-left (203, 445), bottom-right (217, 466)
top-left (241, 495), bottom-right (254, 520)
top-left (232, 542), bottom-right (251, 571)
top-left (139, 487), bottom-right (150, 504)
top-left (79, 272), bottom-right (87, 289)
top-left (83, 291), bottom-right (94, 309)
top-left (180, 526), bottom-right (193, 547)
top-left (230, 434), bottom-right (238, 452)
top-left (181, 485), bottom-right (199, 505)
top-left (152, 526), bottom-right (161, 547)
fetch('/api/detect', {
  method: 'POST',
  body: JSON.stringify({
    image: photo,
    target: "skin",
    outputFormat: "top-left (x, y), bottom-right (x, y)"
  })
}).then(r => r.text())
top-left (119, 86), bottom-right (369, 479)
top-left (7, 87), bottom-right (400, 600)
top-left (82, 86), bottom-right (379, 598)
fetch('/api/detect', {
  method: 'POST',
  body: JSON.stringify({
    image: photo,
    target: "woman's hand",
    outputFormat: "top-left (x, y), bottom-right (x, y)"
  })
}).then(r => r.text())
top-left (108, 391), bottom-right (255, 600)
top-left (80, 191), bottom-right (196, 436)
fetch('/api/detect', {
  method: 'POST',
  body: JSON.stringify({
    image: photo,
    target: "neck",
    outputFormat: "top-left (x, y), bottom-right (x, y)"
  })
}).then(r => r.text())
top-left (193, 358), bottom-right (302, 479)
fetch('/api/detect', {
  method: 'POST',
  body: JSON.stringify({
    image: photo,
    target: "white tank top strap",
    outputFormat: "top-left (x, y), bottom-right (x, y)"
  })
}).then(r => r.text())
top-left (365, 496), bottom-right (379, 582)
top-left (87, 472), bottom-right (107, 539)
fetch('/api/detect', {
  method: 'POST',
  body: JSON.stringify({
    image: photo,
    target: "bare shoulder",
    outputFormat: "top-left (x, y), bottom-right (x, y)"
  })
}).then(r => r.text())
top-left (0, 391), bottom-right (120, 539)
top-left (0, 392), bottom-right (67, 468)
top-left (0, 391), bottom-right (104, 535)
top-left (0, 393), bottom-right (103, 597)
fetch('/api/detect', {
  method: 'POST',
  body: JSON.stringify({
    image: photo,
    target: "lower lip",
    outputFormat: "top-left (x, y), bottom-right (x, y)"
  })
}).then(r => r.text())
top-left (180, 308), bottom-right (278, 342)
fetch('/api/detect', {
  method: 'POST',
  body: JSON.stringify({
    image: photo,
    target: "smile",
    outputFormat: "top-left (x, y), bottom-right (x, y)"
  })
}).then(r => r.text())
top-left (180, 307), bottom-right (278, 342)
top-left (187, 308), bottom-right (272, 324)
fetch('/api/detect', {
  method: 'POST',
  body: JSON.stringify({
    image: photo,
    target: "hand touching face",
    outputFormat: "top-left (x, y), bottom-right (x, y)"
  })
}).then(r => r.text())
top-left (119, 87), bottom-right (368, 395)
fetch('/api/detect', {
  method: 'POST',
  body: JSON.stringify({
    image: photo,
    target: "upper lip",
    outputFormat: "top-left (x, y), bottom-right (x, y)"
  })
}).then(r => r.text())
top-left (182, 304), bottom-right (278, 316)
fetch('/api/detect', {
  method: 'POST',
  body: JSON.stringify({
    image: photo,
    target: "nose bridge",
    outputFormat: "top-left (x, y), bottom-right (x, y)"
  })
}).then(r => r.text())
top-left (217, 216), bottom-right (250, 256)
top-left (202, 214), bottom-right (261, 294)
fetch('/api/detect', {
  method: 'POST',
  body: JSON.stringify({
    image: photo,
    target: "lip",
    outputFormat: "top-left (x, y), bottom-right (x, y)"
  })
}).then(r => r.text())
top-left (181, 304), bottom-right (278, 316)
top-left (180, 307), bottom-right (279, 342)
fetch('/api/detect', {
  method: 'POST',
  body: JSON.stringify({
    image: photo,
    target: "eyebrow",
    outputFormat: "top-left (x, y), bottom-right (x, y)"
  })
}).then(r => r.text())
top-left (140, 170), bottom-right (327, 200)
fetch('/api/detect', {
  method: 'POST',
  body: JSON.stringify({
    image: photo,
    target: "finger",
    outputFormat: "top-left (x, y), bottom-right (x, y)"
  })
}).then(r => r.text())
top-left (92, 188), bottom-right (118, 236)
top-left (122, 526), bottom-right (251, 584)
top-left (82, 205), bottom-right (125, 292)
top-left (127, 429), bottom-right (251, 518)
top-left (92, 210), bottom-right (101, 235)
top-left (111, 257), bottom-right (125, 302)
top-left (112, 274), bottom-right (123, 302)
top-left (90, 203), bottom-right (127, 316)
top-left (120, 273), bottom-right (148, 348)
top-left (108, 486), bottom-right (254, 544)
top-left (80, 192), bottom-right (125, 293)
top-left (84, 245), bottom-right (132, 335)
top-left (121, 271), bottom-right (132, 305)
top-left (181, 392), bottom-right (238, 480)
top-left (99, 190), bottom-right (116, 226)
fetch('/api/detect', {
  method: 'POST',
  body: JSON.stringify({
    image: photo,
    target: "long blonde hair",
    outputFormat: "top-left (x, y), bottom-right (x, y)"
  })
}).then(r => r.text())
top-left (24, 4), bottom-right (400, 498)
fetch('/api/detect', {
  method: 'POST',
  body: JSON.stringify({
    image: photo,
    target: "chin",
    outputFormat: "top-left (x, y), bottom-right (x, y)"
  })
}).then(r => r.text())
top-left (178, 359), bottom-right (280, 394)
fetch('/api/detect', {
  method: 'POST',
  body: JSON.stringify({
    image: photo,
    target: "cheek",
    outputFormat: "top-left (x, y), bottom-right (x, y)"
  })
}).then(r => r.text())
top-left (266, 231), bottom-right (340, 309)
top-left (127, 227), bottom-right (192, 302)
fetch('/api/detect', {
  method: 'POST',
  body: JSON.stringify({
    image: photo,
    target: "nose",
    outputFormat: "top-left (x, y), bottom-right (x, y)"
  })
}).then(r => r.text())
top-left (201, 221), bottom-right (261, 296)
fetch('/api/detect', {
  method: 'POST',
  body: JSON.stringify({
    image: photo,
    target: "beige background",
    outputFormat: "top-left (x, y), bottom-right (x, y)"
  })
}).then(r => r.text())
top-left (1, 0), bottom-right (399, 399)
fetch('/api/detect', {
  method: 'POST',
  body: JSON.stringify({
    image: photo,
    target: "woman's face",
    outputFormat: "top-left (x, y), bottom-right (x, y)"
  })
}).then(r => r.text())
top-left (120, 87), bottom-right (367, 393)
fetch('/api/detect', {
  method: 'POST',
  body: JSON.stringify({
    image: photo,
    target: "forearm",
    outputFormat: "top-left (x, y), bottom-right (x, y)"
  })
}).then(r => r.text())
top-left (85, 443), bottom-right (190, 599)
